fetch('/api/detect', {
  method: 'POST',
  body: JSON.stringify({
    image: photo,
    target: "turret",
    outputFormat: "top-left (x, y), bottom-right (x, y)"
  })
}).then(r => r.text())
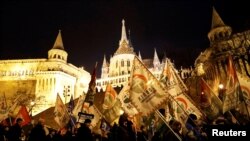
top-left (48, 30), bottom-right (68, 62)
top-left (207, 7), bottom-right (232, 43)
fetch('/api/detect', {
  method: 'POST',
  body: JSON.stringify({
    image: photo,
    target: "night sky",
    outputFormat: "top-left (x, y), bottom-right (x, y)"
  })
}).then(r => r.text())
top-left (1, 0), bottom-right (249, 76)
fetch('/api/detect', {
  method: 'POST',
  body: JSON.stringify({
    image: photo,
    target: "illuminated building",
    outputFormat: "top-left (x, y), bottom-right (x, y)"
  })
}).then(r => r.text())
top-left (96, 19), bottom-right (192, 91)
top-left (188, 7), bottom-right (250, 101)
top-left (0, 31), bottom-right (91, 115)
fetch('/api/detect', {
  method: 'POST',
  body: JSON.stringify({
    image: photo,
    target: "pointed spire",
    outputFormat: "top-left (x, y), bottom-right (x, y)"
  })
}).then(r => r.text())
top-left (102, 55), bottom-right (108, 67)
top-left (153, 48), bottom-right (160, 63)
top-left (52, 30), bottom-right (64, 50)
top-left (138, 51), bottom-right (142, 60)
top-left (119, 19), bottom-right (128, 45)
top-left (211, 7), bottom-right (225, 29)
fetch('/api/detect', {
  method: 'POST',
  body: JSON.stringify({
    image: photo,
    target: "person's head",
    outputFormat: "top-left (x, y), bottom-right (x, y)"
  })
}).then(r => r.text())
top-left (172, 121), bottom-right (182, 132)
top-left (16, 118), bottom-right (23, 126)
top-left (118, 114), bottom-right (128, 127)
top-left (84, 119), bottom-right (91, 127)
top-left (38, 118), bottom-right (45, 126)
top-left (186, 114), bottom-right (197, 127)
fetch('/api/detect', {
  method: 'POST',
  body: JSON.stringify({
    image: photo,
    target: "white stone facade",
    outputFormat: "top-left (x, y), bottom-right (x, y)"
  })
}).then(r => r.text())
top-left (0, 31), bottom-right (91, 115)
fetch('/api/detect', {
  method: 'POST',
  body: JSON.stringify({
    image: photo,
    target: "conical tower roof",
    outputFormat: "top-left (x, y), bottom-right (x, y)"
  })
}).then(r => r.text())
top-left (211, 7), bottom-right (225, 29)
top-left (52, 30), bottom-right (64, 50)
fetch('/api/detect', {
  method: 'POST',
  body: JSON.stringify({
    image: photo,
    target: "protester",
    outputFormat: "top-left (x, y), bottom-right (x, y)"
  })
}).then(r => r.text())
top-left (28, 118), bottom-right (47, 141)
top-left (76, 119), bottom-right (93, 141)
top-left (7, 118), bottom-right (25, 141)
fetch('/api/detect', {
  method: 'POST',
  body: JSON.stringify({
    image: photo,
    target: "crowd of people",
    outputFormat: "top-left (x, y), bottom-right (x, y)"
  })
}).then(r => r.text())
top-left (0, 111), bottom-right (249, 141)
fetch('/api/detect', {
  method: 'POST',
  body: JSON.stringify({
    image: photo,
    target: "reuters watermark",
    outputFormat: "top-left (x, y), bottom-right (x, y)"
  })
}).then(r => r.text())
top-left (212, 129), bottom-right (246, 136)
top-left (206, 125), bottom-right (249, 140)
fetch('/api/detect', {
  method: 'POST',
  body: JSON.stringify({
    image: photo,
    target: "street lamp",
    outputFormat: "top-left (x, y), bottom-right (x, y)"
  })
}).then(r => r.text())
top-left (218, 83), bottom-right (225, 101)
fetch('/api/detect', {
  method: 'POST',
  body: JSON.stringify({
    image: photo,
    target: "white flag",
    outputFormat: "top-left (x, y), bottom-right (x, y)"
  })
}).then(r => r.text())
top-left (172, 93), bottom-right (203, 125)
top-left (129, 57), bottom-right (170, 116)
top-left (54, 94), bottom-right (70, 128)
top-left (160, 59), bottom-right (187, 96)
top-left (117, 84), bottom-right (138, 116)
top-left (72, 94), bottom-right (85, 118)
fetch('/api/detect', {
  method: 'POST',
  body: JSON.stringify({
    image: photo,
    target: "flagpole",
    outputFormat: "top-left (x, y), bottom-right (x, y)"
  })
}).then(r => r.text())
top-left (155, 110), bottom-right (182, 141)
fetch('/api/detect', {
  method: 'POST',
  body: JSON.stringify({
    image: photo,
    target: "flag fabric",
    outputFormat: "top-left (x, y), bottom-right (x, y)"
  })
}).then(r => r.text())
top-left (84, 63), bottom-right (97, 106)
top-left (88, 105), bottom-right (102, 127)
top-left (103, 100), bottom-right (122, 123)
top-left (200, 78), bottom-right (222, 119)
top-left (8, 95), bottom-right (21, 117)
top-left (117, 84), bottom-right (138, 116)
top-left (102, 83), bottom-right (117, 110)
top-left (237, 72), bottom-right (250, 116)
top-left (172, 93), bottom-right (203, 125)
top-left (222, 56), bottom-right (242, 113)
top-left (54, 94), bottom-right (70, 128)
top-left (72, 95), bottom-right (85, 118)
top-left (0, 93), bottom-right (8, 122)
top-left (129, 56), bottom-right (170, 116)
top-left (14, 105), bottom-right (31, 126)
top-left (237, 73), bottom-right (250, 105)
top-left (160, 59), bottom-right (187, 96)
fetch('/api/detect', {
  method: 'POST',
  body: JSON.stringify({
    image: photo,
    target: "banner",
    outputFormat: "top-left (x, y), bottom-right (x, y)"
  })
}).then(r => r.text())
top-left (54, 94), bottom-right (70, 128)
top-left (102, 83), bottom-right (117, 110)
top-left (237, 72), bottom-right (250, 115)
top-left (222, 56), bottom-right (242, 113)
top-left (117, 84), bottom-right (138, 116)
top-left (103, 100), bottom-right (122, 123)
top-left (72, 95), bottom-right (85, 118)
top-left (88, 105), bottom-right (101, 127)
top-left (160, 59), bottom-right (187, 96)
top-left (129, 57), bottom-right (169, 116)
top-left (173, 93), bottom-right (203, 125)
top-left (200, 78), bottom-right (222, 119)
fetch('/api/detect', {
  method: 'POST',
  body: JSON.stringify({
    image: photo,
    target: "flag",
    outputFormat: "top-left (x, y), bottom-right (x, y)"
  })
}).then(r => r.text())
top-left (117, 84), bottom-right (138, 116)
top-left (54, 94), bottom-right (70, 128)
top-left (172, 93), bottom-right (203, 125)
top-left (238, 73), bottom-right (250, 105)
top-left (84, 63), bottom-right (98, 106)
top-left (200, 78), bottom-right (222, 119)
top-left (237, 72), bottom-right (250, 116)
top-left (89, 105), bottom-right (102, 127)
top-left (102, 83), bottom-right (117, 110)
top-left (129, 56), bottom-right (169, 116)
top-left (103, 100), bottom-right (122, 123)
top-left (72, 95), bottom-right (85, 118)
top-left (14, 105), bottom-right (31, 126)
top-left (160, 59), bottom-right (187, 96)
top-left (222, 56), bottom-right (242, 113)
top-left (0, 93), bottom-right (8, 122)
